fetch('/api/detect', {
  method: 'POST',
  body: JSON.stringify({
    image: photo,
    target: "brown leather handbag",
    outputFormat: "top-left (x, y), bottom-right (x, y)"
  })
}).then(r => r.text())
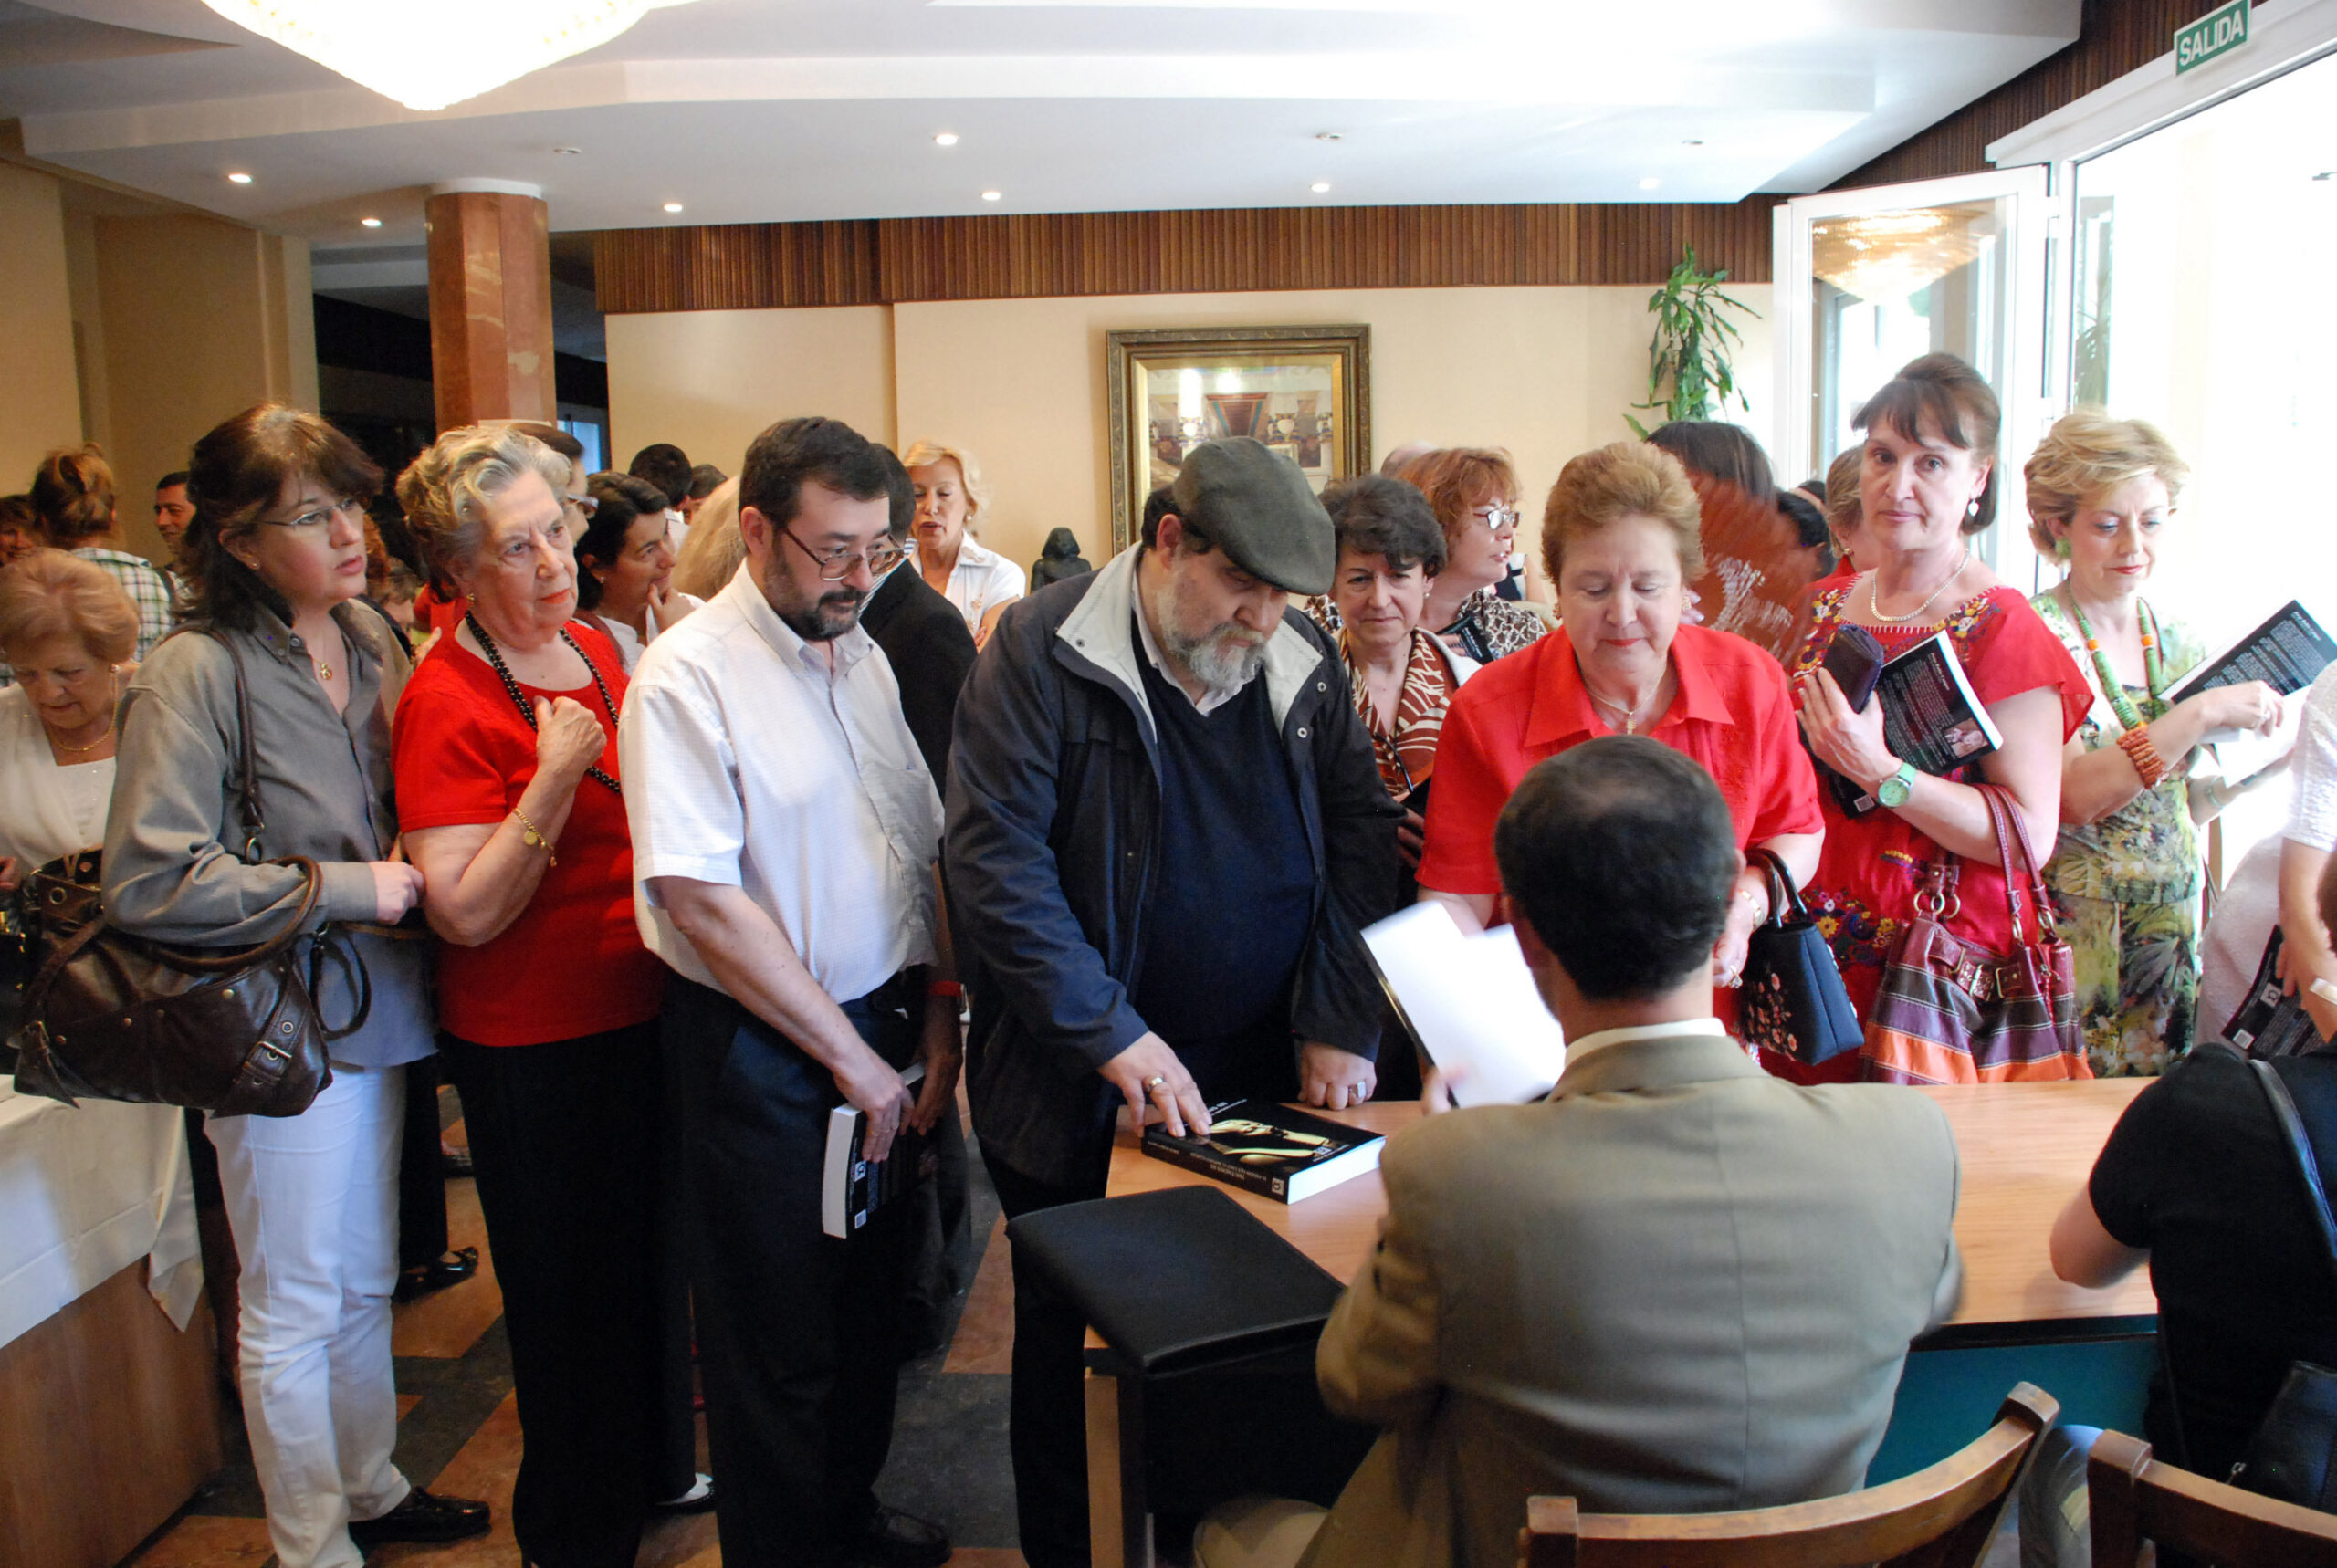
top-left (7, 628), bottom-right (362, 1118)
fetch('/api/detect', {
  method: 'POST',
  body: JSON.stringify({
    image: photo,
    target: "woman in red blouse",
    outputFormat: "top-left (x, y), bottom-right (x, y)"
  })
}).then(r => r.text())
top-left (390, 425), bottom-right (684, 1568)
top-left (1790, 354), bottom-right (2091, 1085)
top-left (1419, 441), bottom-right (1824, 986)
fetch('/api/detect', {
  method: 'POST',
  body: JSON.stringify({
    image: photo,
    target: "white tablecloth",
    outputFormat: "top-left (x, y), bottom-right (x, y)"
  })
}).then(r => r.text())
top-left (0, 1077), bottom-right (204, 1351)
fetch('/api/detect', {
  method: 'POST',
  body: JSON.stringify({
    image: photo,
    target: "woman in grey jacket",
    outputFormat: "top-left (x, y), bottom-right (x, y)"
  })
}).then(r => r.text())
top-left (101, 404), bottom-right (488, 1568)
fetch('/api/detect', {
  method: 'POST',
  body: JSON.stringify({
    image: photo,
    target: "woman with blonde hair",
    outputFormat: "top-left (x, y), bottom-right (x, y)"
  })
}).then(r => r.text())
top-left (905, 438), bottom-right (1022, 645)
top-left (669, 476), bottom-right (742, 600)
top-left (1396, 445), bottom-right (1546, 664)
top-left (2025, 408), bottom-right (2283, 1074)
top-left (0, 549), bottom-right (137, 889)
top-left (29, 444), bottom-right (174, 658)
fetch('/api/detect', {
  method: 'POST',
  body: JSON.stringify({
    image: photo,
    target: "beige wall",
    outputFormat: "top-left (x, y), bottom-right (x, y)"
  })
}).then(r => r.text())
top-left (607, 305), bottom-right (896, 478)
top-left (93, 214), bottom-right (316, 561)
top-left (0, 163), bottom-right (84, 497)
top-left (605, 284), bottom-right (1773, 580)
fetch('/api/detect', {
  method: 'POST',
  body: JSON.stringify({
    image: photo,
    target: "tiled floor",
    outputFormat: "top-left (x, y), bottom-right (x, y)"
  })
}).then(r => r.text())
top-left (121, 1086), bottom-right (1024, 1568)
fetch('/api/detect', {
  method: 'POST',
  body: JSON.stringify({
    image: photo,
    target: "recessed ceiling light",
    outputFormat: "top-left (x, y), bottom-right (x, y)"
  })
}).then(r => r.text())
top-left (552, 146), bottom-right (582, 156)
top-left (226, 172), bottom-right (254, 184)
top-left (1639, 176), bottom-right (1661, 190)
top-left (981, 190), bottom-right (1002, 202)
top-left (361, 216), bottom-right (383, 228)
top-left (1682, 139), bottom-right (1704, 147)
top-left (663, 202), bottom-right (684, 214)
top-left (1311, 181), bottom-right (1331, 193)
top-left (934, 131), bottom-right (959, 146)
top-left (1315, 131), bottom-right (1342, 142)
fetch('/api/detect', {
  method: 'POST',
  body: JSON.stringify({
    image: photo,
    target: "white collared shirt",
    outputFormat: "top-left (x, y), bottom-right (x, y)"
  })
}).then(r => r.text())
top-left (619, 563), bottom-right (942, 1001)
top-left (600, 590), bottom-right (705, 673)
top-left (1559, 1017), bottom-right (1727, 1069)
top-left (917, 533), bottom-right (1026, 637)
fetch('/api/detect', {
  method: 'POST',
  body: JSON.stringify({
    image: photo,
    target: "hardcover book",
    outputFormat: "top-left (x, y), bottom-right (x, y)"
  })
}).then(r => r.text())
top-left (1826, 629), bottom-right (2003, 817)
top-left (821, 1063), bottom-right (937, 1239)
top-left (1139, 1099), bottom-right (1384, 1204)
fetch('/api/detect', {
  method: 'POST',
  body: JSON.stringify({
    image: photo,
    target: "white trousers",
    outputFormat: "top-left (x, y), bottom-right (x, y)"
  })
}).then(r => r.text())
top-left (206, 1063), bottom-right (414, 1568)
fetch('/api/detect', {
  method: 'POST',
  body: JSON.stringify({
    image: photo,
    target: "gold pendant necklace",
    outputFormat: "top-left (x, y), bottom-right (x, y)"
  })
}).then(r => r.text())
top-left (52, 727), bottom-right (113, 756)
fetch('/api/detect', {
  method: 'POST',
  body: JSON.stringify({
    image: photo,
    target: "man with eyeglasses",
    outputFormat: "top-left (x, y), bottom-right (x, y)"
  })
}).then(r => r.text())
top-left (618, 416), bottom-right (960, 1568)
top-left (944, 436), bottom-right (1399, 1565)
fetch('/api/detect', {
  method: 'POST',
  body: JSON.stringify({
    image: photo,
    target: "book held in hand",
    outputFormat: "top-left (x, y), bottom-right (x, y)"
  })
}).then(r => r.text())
top-left (821, 1063), bottom-right (938, 1239)
top-left (1140, 1099), bottom-right (1384, 1204)
top-left (2224, 927), bottom-right (2325, 1060)
top-left (1361, 902), bottom-right (1566, 1105)
top-left (2166, 600), bottom-right (2336, 704)
top-left (1825, 629), bottom-right (2002, 816)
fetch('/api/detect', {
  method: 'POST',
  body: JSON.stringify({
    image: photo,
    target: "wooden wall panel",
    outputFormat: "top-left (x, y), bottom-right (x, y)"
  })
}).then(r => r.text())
top-left (594, 195), bottom-right (1779, 314)
top-left (1829, 0), bottom-right (2230, 190)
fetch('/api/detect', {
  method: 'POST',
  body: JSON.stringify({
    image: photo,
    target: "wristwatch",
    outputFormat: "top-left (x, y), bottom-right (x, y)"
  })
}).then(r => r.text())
top-left (1874, 759), bottom-right (1918, 810)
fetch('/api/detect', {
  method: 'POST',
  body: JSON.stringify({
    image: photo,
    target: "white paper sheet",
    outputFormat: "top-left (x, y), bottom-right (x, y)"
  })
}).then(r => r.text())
top-left (1363, 903), bottom-right (1566, 1106)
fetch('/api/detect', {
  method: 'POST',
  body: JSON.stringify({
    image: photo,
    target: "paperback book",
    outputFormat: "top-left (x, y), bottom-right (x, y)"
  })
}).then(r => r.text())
top-left (1140, 1099), bottom-right (1385, 1204)
top-left (2166, 600), bottom-right (2336, 704)
top-left (821, 1063), bottom-right (937, 1239)
top-left (1361, 902), bottom-right (1566, 1106)
top-left (2224, 927), bottom-right (2325, 1061)
top-left (1822, 626), bottom-right (2002, 817)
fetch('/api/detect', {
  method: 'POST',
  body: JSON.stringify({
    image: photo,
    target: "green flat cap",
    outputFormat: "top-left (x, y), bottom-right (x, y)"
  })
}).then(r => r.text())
top-left (1169, 437), bottom-right (1336, 596)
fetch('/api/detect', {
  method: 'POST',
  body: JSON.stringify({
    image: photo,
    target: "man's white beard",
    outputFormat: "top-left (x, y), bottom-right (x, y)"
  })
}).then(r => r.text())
top-left (1153, 570), bottom-right (1267, 695)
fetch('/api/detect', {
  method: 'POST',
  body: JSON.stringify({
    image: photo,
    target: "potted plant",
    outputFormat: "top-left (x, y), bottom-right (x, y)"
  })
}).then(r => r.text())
top-left (1626, 246), bottom-right (1759, 438)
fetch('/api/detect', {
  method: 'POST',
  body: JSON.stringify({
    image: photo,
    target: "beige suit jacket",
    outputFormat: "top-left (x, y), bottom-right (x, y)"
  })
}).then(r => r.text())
top-left (1301, 1031), bottom-right (1962, 1568)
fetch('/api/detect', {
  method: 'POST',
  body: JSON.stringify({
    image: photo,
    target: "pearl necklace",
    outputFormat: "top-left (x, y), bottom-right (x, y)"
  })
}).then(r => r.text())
top-left (1867, 545), bottom-right (1972, 625)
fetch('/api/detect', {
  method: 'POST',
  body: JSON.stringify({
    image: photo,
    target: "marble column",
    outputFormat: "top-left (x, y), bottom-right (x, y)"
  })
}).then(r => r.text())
top-left (424, 179), bottom-right (555, 431)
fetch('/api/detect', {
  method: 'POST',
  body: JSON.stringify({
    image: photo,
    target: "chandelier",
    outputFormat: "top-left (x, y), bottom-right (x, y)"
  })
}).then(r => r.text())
top-left (1812, 204), bottom-right (1993, 307)
top-left (200, 0), bottom-right (698, 112)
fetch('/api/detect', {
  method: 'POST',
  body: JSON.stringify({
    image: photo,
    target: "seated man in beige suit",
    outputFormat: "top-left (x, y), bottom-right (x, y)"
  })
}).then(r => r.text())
top-left (1201, 737), bottom-right (1963, 1568)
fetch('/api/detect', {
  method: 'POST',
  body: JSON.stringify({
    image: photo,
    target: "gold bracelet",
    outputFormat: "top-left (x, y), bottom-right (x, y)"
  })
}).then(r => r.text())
top-left (511, 809), bottom-right (558, 868)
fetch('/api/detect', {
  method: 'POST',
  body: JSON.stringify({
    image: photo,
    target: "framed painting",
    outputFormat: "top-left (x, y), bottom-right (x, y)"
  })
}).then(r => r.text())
top-left (1106, 324), bottom-right (1371, 554)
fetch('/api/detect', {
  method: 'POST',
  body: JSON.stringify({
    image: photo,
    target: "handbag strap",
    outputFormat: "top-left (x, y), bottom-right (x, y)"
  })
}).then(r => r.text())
top-left (1748, 847), bottom-right (1809, 926)
top-left (1974, 783), bottom-right (2059, 946)
top-left (199, 627), bottom-right (267, 862)
top-left (2250, 1057), bottom-right (2337, 1294)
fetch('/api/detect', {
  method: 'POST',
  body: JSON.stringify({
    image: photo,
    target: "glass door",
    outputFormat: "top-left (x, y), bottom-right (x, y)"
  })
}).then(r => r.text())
top-left (1771, 167), bottom-right (2052, 575)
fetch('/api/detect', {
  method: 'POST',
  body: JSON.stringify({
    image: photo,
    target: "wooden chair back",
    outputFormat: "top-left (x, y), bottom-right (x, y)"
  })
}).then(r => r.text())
top-left (1516, 1383), bottom-right (2057, 1568)
top-left (2088, 1427), bottom-right (2337, 1567)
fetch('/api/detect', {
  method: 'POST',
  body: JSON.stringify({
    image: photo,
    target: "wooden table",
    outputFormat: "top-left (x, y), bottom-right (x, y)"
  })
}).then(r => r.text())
top-left (1084, 1078), bottom-right (2154, 1567)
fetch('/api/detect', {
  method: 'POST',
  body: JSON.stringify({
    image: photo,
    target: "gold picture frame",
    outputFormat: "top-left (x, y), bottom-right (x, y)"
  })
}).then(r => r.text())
top-left (1106, 324), bottom-right (1371, 554)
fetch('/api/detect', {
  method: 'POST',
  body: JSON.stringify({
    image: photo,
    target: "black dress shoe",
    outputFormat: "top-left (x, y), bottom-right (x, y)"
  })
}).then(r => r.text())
top-left (393, 1248), bottom-right (479, 1301)
top-left (840, 1506), bottom-right (949, 1568)
top-left (648, 1473), bottom-right (715, 1514)
top-left (348, 1487), bottom-right (491, 1552)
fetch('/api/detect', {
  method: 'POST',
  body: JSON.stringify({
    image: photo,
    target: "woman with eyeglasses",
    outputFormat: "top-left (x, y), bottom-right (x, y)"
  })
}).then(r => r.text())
top-left (574, 472), bottom-right (702, 671)
top-left (386, 424), bottom-right (700, 1568)
top-left (102, 404), bottom-right (487, 1568)
top-left (1420, 442), bottom-right (1822, 994)
top-left (1394, 446), bottom-right (1547, 664)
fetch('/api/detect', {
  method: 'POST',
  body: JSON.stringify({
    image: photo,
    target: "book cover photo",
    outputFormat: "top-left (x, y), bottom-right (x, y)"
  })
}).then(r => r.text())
top-left (1140, 1099), bottom-right (1385, 1204)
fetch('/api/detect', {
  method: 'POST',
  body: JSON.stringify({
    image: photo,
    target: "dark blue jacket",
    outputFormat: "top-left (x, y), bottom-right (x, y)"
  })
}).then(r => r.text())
top-left (944, 547), bottom-right (1401, 1189)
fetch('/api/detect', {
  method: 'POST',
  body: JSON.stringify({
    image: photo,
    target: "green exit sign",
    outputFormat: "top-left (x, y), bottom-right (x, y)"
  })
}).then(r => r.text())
top-left (2175, 0), bottom-right (2250, 73)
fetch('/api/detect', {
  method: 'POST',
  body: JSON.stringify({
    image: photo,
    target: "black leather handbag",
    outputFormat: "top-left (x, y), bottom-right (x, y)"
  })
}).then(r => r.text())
top-left (1734, 847), bottom-right (1863, 1066)
top-left (2228, 1057), bottom-right (2337, 1511)
top-left (5, 628), bottom-right (363, 1119)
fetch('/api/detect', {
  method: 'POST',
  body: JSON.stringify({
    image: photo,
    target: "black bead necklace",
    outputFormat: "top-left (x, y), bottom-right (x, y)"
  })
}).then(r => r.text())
top-left (465, 612), bottom-right (622, 797)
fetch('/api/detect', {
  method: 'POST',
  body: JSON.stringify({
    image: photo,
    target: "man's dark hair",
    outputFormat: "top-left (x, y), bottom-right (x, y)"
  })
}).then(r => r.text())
top-left (1493, 737), bottom-right (1737, 1000)
top-left (628, 442), bottom-right (693, 507)
top-left (1138, 483), bottom-right (1177, 550)
top-left (739, 418), bottom-right (892, 535)
top-left (688, 463), bottom-right (728, 501)
top-left (575, 472), bottom-right (669, 609)
top-left (1319, 472), bottom-right (1446, 576)
top-left (156, 470), bottom-right (190, 491)
top-left (508, 422), bottom-right (585, 469)
top-left (875, 445), bottom-right (914, 543)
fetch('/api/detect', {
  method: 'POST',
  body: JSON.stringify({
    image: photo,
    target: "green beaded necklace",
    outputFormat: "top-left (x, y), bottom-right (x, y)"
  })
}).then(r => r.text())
top-left (2061, 587), bottom-right (2165, 734)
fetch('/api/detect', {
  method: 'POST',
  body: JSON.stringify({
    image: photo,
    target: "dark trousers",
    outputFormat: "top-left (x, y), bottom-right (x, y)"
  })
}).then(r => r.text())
top-left (985, 1152), bottom-right (1110, 1568)
top-left (396, 1052), bottom-right (449, 1272)
top-left (665, 975), bottom-right (918, 1568)
top-left (440, 1023), bottom-right (674, 1568)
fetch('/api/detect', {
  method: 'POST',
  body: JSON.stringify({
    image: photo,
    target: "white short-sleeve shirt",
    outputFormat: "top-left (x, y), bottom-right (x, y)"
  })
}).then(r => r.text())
top-left (917, 534), bottom-right (1026, 636)
top-left (618, 564), bottom-right (942, 1002)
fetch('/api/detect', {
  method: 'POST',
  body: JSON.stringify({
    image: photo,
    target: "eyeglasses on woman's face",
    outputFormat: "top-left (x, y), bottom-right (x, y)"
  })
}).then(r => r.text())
top-left (780, 525), bottom-right (909, 581)
top-left (257, 496), bottom-right (366, 537)
top-left (1471, 503), bottom-right (1520, 533)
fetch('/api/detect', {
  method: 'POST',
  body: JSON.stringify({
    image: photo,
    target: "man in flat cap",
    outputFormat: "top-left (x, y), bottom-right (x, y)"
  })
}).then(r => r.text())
top-left (946, 436), bottom-right (1399, 1564)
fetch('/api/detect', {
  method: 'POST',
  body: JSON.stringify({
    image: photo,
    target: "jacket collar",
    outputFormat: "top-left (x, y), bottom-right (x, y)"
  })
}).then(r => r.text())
top-left (1054, 547), bottom-right (1325, 738)
top-left (1547, 1030), bottom-right (1766, 1100)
